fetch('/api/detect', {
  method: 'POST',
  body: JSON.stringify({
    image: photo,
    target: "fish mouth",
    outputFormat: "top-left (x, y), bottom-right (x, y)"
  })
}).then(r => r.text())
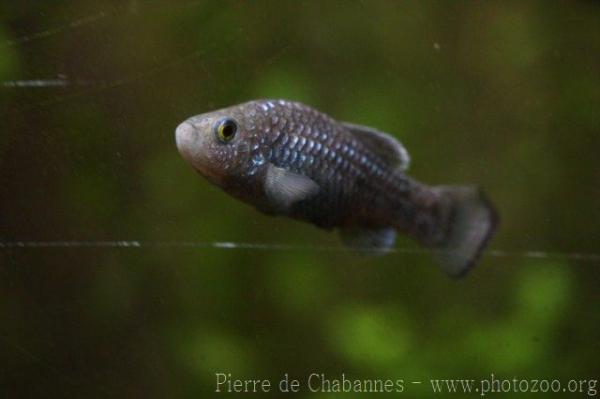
top-left (175, 121), bottom-right (198, 160)
top-left (175, 120), bottom-right (207, 173)
top-left (175, 120), bottom-right (224, 184)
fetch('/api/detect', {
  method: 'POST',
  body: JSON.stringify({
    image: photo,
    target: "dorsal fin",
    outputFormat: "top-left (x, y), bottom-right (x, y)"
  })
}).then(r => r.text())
top-left (342, 122), bottom-right (410, 171)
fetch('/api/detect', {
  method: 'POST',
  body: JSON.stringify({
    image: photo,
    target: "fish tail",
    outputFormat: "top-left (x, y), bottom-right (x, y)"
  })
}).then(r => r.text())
top-left (422, 186), bottom-right (498, 277)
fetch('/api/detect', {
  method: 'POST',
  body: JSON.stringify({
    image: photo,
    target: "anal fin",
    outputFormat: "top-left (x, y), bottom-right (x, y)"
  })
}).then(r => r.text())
top-left (340, 227), bottom-right (396, 255)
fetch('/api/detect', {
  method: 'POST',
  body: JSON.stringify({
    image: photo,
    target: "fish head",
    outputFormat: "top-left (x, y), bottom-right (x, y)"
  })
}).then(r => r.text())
top-left (175, 104), bottom-right (263, 185)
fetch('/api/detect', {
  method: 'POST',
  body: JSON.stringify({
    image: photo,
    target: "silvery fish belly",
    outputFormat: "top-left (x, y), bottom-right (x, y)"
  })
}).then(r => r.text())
top-left (175, 99), bottom-right (498, 277)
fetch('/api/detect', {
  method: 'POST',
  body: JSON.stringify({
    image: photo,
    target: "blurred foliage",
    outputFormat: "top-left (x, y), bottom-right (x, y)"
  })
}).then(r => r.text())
top-left (0, 1), bottom-right (599, 398)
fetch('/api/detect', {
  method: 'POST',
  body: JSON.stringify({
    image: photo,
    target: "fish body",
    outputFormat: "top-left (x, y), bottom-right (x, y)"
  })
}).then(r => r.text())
top-left (175, 99), bottom-right (498, 277)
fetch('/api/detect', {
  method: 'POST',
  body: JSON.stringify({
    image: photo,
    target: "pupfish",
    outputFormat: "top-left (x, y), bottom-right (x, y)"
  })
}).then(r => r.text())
top-left (175, 99), bottom-right (498, 277)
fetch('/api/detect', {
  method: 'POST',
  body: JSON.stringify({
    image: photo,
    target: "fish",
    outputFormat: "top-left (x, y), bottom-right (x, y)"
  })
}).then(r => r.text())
top-left (175, 99), bottom-right (498, 277)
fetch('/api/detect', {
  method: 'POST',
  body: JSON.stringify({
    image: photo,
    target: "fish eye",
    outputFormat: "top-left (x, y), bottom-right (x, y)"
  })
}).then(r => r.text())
top-left (215, 118), bottom-right (238, 143)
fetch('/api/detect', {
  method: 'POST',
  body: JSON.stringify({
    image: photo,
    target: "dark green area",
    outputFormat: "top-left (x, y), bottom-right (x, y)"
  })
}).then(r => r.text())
top-left (0, 1), bottom-right (598, 398)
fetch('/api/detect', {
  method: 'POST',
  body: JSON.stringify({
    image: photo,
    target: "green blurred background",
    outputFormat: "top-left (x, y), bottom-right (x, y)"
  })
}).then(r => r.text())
top-left (0, 1), bottom-right (598, 397)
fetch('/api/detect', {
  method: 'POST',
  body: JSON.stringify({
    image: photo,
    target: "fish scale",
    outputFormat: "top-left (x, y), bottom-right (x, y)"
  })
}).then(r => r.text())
top-left (176, 99), bottom-right (498, 277)
top-left (265, 113), bottom-right (394, 228)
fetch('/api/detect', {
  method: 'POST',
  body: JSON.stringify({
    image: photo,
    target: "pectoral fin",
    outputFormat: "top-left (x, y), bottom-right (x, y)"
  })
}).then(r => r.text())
top-left (339, 227), bottom-right (397, 255)
top-left (265, 164), bottom-right (319, 212)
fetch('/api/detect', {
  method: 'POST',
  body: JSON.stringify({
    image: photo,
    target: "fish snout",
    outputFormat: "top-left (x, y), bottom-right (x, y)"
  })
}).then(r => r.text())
top-left (175, 121), bottom-right (201, 160)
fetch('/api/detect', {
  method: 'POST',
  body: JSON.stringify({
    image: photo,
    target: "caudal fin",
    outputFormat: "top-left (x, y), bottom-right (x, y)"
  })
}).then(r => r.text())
top-left (432, 186), bottom-right (498, 278)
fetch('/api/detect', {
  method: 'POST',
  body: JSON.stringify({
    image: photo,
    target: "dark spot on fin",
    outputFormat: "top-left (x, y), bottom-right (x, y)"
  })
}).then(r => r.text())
top-left (342, 122), bottom-right (410, 171)
top-left (339, 227), bottom-right (396, 255)
top-left (265, 164), bottom-right (319, 212)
